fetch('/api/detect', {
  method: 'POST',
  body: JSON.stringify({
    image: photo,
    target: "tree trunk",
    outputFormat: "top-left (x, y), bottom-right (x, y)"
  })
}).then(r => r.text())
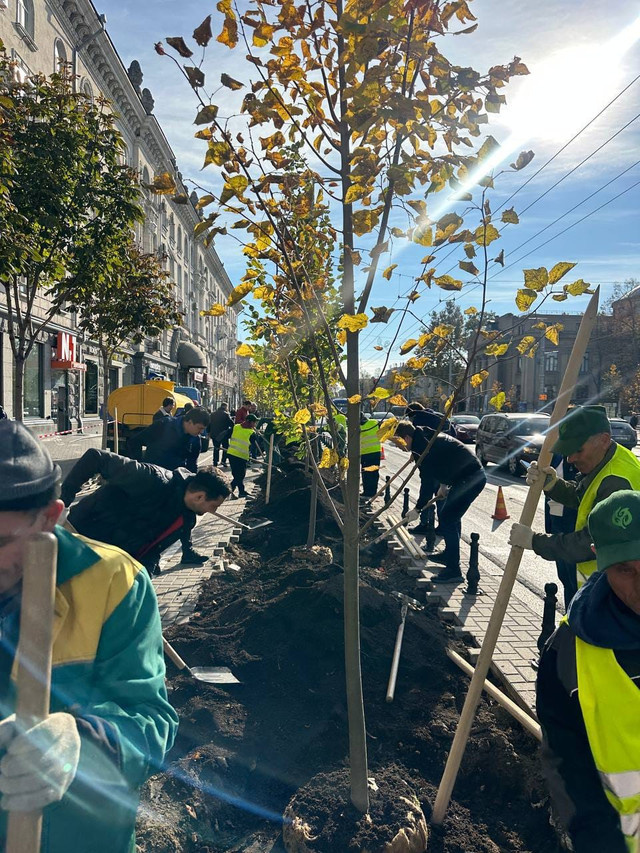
top-left (100, 347), bottom-right (110, 450)
top-left (306, 468), bottom-right (319, 547)
top-left (13, 355), bottom-right (26, 421)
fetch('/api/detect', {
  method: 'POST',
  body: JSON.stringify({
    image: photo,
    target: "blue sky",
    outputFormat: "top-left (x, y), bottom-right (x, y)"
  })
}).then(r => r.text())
top-left (99, 1), bottom-right (640, 373)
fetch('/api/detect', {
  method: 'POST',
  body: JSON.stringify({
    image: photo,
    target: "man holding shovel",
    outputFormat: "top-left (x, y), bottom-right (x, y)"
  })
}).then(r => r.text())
top-left (509, 405), bottom-right (640, 590)
top-left (0, 421), bottom-right (178, 852)
top-left (62, 449), bottom-right (230, 574)
top-left (536, 490), bottom-right (640, 853)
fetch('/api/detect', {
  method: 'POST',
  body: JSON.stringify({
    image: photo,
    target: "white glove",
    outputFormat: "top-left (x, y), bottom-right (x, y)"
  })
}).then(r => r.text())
top-left (0, 712), bottom-right (81, 811)
top-left (525, 461), bottom-right (557, 492)
top-left (509, 522), bottom-right (534, 550)
top-left (403, 508), bottom-right (420, 523)
top-left (436, 484), bottom-right (450, 501)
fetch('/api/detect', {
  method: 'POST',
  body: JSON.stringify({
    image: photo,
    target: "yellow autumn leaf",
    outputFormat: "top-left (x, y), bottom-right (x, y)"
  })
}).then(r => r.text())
top-left (470, 370), bottom-right (489, 388)
top-left (489, 391), bottom-right (506, 411)
top-left (373, 345), bottom-right (384, 351)
top-left (378, 417), bottom-right (398, 443)
top-left (253, 285), bottom-right (274, 300)
top-left (516, 335), bottom-right (536, 354)
top-left (434, 275), bottom-right (463, 291)
top-left (406, 356), bottom-right (429, 370)
top-left (337, 313), bottom-right (369, 332)
top-left (548, 262), bottom-right (577, 285)
top-left (235, 343), bottom-right (254, 357)
top-left (337, 330), bottom-right (347, 346)
top-left (227, 280), bottom-right (254, 306)
top-left (348, 394), bottom-right (362, 404)
top-left (339, 457), bottom-right (349, 473)
top-left (368, 387), bottom-right (392, 400)
top-left (418, 332), bottom-right (433, 348)
top-left (413, 226), bottom-right (433, 247)
top-left (383, 264), bottom-right (398, 281)
top-left (363, 465), bottom-right (380, 472)
top-left (501, 207), bottom-right (519, 225)
top-left (485, 343), bottom-right (509, 356)
top-left (515, 288), bottom-right (537, 312)
top-left (432, 324), bottom-right (453, 338)
top-left (565, 278), bottom-right (590, 297)
top-left (296, 359), bottom-right (311, 377)
top-left (400, 339), bottom-right (418, 355)
top-left (388, 394), bottom-right (408, 406)
top-left (474, 224), bottom-right (500, 245)
top-left (545, 323), bottom-right (563, 346)
top-left (523, 267), bottom-right (549, 292)
top-left (203, 302), bottom-right (226, 316)
top-left (464, 306), bottom-right (478, 315)
top-left (293, 408), bottom-right (311, 425)
top-left (318, 447), bottom-right (339, 469)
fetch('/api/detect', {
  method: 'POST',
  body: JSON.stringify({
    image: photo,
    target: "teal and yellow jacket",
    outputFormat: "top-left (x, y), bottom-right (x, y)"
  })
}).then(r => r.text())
top-left (0, 526), bottom-right (179, 853)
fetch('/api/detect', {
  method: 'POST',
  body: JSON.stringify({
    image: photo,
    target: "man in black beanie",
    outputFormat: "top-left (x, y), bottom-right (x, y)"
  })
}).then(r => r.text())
top-left (0, 421), bottom-right (177, 853)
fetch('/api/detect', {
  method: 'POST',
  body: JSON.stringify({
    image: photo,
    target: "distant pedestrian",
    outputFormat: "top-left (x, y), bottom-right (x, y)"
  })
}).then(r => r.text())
top-left (127, 407), bottom-right (210, 471)
top-left (404, 402), bottom-right (455, 533)
top-left (359, 412), bottom-right (381, 498)
top-left (152, 396), bottom-right (175, 423)
top-left (392, 421), bottom-right (486, 584)
top-left (62, 450), bottom-right (230, 572)
top-left (210, 403), bottom-right (234, 467)
top-left (227, 414), bottom-right (259, 498)
top-left (0, 405), bottom-right (7, 420)
top-left (630, 413), bottom-right (638, 430)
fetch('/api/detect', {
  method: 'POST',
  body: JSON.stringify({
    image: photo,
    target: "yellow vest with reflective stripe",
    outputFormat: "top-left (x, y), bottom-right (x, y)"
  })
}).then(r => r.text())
top-left (575, 632), bottom-right (640, 851)
top-left (575, 444), bottom-right (640, 585)
top-left (227, 424), bottom-right (252, 460)
top-left (360, 418), bottom-right (381, 455)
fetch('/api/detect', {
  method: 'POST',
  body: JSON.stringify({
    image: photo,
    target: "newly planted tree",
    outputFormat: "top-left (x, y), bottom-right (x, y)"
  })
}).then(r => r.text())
top-left (0, 45), bottom-right (142, 418)
top-left (155, 1), bottom-right (588, 832)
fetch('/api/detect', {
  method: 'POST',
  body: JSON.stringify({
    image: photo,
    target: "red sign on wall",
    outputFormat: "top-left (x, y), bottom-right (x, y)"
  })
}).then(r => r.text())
top-left (52, 332), bottom-right (85, 370)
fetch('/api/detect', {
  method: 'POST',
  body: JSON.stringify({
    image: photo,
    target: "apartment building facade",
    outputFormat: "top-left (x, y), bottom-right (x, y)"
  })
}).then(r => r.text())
top-left (0, 0), bottom-right (240, 428)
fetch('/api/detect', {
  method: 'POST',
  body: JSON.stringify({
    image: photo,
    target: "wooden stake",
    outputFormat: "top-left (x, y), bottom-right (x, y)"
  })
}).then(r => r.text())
top-left (6, 532), bottom-right (58, 853)
top-left (265, 434), bottom-right (274, 505)
top-left (432, 287), bottom-right (600, 825)
top-left (113, 407), bottom-right (119, 455)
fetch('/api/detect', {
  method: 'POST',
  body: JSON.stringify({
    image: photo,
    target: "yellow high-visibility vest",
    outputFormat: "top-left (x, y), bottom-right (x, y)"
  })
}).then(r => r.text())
top-left (360, 418), bottom-right (381, 456)
top-left (575, 630), bottom-right (640, 851)
top-left (575, 444), bottom-right (640, 585)
top-left (227, 424), bottom-right (253, 460)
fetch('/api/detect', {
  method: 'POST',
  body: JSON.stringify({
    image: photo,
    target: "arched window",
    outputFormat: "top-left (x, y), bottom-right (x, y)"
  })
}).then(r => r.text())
top-left (81, 78), bottom-right (93, 103)
top-left (54, 39), bottom-right (68, 74)
top-left (16, 0), bottom-right (35, 41)
top-left (142, 166), bottom-right (150, 195)
top-left (177, 226), bottom-right (182, 252)
top-left (169, 215), bottom-right (175, 242)
top-left (184, 235), bottom-right (189, 258)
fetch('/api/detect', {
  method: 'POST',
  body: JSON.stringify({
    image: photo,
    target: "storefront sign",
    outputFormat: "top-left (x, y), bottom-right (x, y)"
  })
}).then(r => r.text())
top-left (51, 332), bottom-right (85, 370)
top-left (192, 370), bottom-right (204, 382)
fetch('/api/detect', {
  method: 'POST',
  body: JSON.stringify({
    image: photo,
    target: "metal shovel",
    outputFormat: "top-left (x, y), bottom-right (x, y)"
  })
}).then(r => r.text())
top-left (216, 510), bottom-right (273, 531)
top-left (163, 638), bottom-right (239, 684)
top-left (386, 592), bottom-right (423, 703)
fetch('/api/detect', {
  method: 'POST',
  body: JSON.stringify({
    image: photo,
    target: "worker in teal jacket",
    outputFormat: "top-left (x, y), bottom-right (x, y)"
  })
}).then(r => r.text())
top-left (0, 421), bottom-right (178, 852)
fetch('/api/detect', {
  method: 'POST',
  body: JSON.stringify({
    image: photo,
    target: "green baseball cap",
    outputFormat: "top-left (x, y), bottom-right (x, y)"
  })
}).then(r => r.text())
top-left (588, 490), bottom-right (640, 572)
top-left (552, 405), bottom-right (610, 456)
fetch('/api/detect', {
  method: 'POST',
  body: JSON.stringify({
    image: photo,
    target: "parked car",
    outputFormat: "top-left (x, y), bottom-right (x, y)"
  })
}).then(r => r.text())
top-left (475, 412), bottom-right (551, 476)
top-left (609, 418), bottom-right (638, 450)
top-left (450, 414), bottom-right (480, 444)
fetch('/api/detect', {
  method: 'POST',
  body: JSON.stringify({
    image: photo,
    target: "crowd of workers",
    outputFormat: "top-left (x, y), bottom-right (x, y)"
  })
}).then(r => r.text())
top-left (0, 398), bottom-right (638, 852)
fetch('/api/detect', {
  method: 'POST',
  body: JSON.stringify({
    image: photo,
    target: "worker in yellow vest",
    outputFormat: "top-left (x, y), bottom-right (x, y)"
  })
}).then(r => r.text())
top-left (227, 414), bottom-right (258, 498)
top-left (537, 490), bottom-right (640, 853)
top-left (509, 406), bottom-right (640, 593)
top-left (360, 412), bottom-right (381, 499)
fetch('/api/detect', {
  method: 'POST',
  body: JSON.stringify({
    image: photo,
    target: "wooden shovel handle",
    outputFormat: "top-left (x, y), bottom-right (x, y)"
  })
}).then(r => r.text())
top-left (162, 638), bottom-right (189, 671)
top-left (6, 532), bottom-right (58, 853)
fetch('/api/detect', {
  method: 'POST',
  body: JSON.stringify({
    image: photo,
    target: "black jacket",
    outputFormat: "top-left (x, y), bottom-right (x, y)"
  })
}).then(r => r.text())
top-left (411, 426), bottom-right (482, 506)
top-left (127, 415), bottom-right (197, 470)
top-left (62, 450), bottom-right (196, 566)
top-left (209, 408), bottom-right (234, 442)
top-left (537, 619), bottom-right (640, 853)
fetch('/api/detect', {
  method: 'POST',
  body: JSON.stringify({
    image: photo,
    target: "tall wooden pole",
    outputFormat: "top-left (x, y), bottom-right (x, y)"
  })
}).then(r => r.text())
top-left (265, 434), bottom-right (274, 505)
top-left (432, 288), bottom-right (600, 824)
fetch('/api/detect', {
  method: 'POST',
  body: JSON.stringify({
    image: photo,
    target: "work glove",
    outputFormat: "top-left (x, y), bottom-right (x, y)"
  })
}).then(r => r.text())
top-left (436, 484), bottom-right (450, 501)
top-left (525, 461), bottom-right (557, 492)
top-left (0, 712), bottom-right (81, 811)
top-left (509, 522), bottom-right (534, 551)
top-left (403, 508), bottom-right (420, 523)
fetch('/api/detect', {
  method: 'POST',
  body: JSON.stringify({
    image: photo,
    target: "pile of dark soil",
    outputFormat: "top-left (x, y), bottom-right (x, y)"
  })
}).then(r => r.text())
top-left (137, 469), bottom-right (561, 853)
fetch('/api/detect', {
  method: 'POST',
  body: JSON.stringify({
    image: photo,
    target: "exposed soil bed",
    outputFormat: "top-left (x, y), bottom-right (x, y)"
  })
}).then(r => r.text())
top-left (137, 466), bottom-right (562, 853)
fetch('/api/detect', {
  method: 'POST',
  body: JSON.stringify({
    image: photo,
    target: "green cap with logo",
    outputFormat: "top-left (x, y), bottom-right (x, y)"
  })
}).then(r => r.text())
top-left (588, 490), bottom-right (640, 572)
top-left (552, 405), bottom-right (610, 456)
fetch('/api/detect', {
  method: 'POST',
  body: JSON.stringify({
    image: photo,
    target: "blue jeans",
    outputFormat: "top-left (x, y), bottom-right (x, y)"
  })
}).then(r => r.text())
top-left (438, 469), bottom-right (486, 571)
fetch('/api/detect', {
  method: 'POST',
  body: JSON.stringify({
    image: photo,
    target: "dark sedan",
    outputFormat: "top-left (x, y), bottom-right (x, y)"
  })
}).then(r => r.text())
top-left (450, 414), bottom-right (480, 444)
top-left (610, 418), bottom-right (638, 451)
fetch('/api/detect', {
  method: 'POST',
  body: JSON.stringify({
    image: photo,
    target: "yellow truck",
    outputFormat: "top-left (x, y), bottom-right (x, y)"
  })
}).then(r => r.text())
top-left (106, 380), bottom-right (194, 453)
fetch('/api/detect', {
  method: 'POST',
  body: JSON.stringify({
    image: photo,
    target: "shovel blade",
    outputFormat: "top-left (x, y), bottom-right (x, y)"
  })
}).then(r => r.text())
top-left (190, 666), bottom-right (240, 685)
top-left (244, 518), bottom-right (273, 530)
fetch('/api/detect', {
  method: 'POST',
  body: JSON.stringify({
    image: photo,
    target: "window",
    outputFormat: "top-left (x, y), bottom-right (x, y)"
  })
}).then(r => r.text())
top-left (84, 361), bottom-right (98, 414)
top-left (108, 368), bottom-right (119, 396)
top-left (81, 78), bottom-right (93, 103)
top-left (54, 39), bottom-right (68, 74)
top-left (184, 235), bottom-right (189, 257)
top-left (177, 226), bottom-right (182, 252)
top-left (580, 352), bottom-right (589, 374)
top-left (544, 351), bottom-right (558, 372)
top-left (23, 343), bottom-right (43, 418)
top-left (16, 0), bottom-right (34, 42)
top-left (516, 356), bottom-right (522, 373)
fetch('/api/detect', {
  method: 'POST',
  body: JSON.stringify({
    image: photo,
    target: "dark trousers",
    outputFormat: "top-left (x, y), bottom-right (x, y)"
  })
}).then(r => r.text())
top-left (360, 451), bottom-right (381, 497)
top-left (438, 469), bottom-right (486, 571)
top-left (549, 515), bottom-right (578, 610)
top-left (228, 454), bottom-right (248, 494)
top-left (213, 441), bottom-right (228, 466)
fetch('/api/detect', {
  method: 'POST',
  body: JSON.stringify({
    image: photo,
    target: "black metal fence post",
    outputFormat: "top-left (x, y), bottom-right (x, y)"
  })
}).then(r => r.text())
top-left (464, 532), bottom-right (482, 595)
top-left (401, 487), bottom-right (410, 518)
top-left (384, 476), bottom-right (391, 507)
top-left (537, 582), bottom-right (558, 652)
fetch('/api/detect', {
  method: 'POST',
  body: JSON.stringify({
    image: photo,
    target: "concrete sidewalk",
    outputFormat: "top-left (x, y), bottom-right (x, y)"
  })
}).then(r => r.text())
top-left (374, 506), bottom-right (547, 712)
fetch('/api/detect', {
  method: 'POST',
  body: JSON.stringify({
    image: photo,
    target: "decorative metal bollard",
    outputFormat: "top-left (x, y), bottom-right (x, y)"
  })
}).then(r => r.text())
top-left (401, 487), bottom-right (410, 518)
top-left (537, 582), bottom-right (558, 653)
top-left (424, 504), bottom-right (437, 553)
top-left (384, 476), bottom-right (392, 507)
top-left (464, 532), bottom-right (483, 595)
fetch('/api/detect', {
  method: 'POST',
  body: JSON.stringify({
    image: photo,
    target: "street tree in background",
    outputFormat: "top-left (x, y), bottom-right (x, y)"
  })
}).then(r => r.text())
top-left (156, 0), bottom-right (586, 820)
top-left (69, 245), bottom-right (182, 447)
top-left (0, 43), bottom-right (142, 419)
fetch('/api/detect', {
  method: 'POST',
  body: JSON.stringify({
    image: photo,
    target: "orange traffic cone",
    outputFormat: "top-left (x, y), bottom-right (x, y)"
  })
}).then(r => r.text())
top-left (491, 485), bottom-right (510, 520)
